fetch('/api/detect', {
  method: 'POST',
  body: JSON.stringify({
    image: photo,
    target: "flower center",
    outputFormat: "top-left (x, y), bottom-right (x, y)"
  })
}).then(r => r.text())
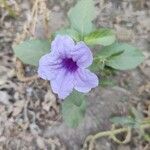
top-left (62, 57), bottom-right (78, 72)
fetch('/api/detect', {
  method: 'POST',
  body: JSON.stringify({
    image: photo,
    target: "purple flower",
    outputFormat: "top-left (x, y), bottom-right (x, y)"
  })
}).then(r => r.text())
top-left (38, 35), bottom-right (98, 99)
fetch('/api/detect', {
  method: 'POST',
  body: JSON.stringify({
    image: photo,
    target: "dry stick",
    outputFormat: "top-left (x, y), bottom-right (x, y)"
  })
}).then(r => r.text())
top-left (14, 0), bottom-right (39, 82)
top-left (16, 58), bottom-right (38, 82)
top-left (30, 0), bottom-right (39, 36)
top-left (38, 0), bottom-right (50, 38)
top-left (14, 0), bottom-right (50, 82)
top-left (83, 123), bottom-right (150, 150)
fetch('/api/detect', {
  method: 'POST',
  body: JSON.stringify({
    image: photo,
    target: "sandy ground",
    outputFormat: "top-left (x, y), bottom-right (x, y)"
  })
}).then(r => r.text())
top-left (0, 0), bottom-right (150, 149)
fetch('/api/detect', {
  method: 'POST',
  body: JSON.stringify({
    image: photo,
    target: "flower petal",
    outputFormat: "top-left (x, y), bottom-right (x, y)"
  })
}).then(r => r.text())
top-left (72, 42), bottom-right (93, 68)
top-left (51, 69), bottom-right (75, 99)
top-left (74, 68), bottom-right (99, 92)
top-left (51, 35), bottom-right (75, 57)
top-left (38, 53), bottom-right (62, 80)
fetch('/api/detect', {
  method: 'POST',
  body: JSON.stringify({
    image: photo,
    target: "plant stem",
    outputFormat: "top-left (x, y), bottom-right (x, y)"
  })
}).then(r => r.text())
top-left (93, 124), bottom-right (150, 140)
top-left (83, 123), bottom-right (150, 150)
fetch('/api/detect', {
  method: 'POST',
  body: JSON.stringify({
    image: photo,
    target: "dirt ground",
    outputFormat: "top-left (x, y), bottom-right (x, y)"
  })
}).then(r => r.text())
top-left (0, 0), bottom-right (150, 150)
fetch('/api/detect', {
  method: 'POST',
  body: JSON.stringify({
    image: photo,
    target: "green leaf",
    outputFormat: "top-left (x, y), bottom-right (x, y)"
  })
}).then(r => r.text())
top-left (84, 28), bottom-right (116, 46)
top-left (55, 28), bottom-right (80, 41)
top-left (110, 116), bottom-right (135, 127)
top-left (13, 39), bottom-right (50, 66)
top-left (90, 56), bottom-right (106, 72)
top-left (68, 0), bottom-right (95, 36)
top-left (100, 79), bottom-right (116, 87)
top-left (130, 106), bottom-right (144, 128)
top-left (62, 90), bottom-right (86, 128)
top-left (99, 43), bottom-right (144, 70)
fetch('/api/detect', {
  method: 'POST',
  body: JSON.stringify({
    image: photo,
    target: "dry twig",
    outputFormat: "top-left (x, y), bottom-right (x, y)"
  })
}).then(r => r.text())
top-left (13, 0), bottom-right (50, 82)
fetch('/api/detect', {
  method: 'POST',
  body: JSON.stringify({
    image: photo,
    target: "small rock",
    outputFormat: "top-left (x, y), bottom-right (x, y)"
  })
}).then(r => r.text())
top-left (36, 136), bottom-right (45, 149)
top-left (0, 91), bottom-right (10, 105)
top-left (117, 145), bottom-right (131, 150)
top-left (52, 5), bottom-right (61, 12)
